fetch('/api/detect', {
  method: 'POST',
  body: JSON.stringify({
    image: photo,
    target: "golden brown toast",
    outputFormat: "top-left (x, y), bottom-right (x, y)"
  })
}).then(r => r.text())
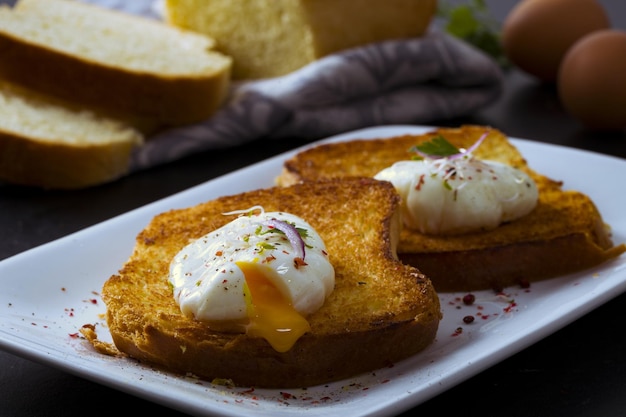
top-left (277, 125), bottom-right (626, 292)
top-left (101, 178), bottom-right (441, 388)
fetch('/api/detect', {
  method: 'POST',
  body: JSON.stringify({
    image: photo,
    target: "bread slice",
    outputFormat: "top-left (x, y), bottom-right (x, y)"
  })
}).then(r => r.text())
top-left (0, 0), bottom-right (232, 126)
top-left (277, 125), bottom-right (626, 292)
top-left (164, 0), bottom-right (437, 80)
top-left (101, 178), bottom-right (441, 388)
top-left (0, 80), bottom-right (143, 189)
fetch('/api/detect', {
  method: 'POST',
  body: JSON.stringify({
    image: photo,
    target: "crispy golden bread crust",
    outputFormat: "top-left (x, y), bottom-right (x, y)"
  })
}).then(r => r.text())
top-left (102, 178), bottom-right (441, 388)
top-left (277, 125), bottom-right (626, 292)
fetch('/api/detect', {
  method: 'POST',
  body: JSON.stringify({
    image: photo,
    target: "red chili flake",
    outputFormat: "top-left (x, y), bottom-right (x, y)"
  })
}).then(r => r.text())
top-left (262, 254), bottom-right (277, 264)
top-left (451, 327), bottom-right (463, 336)
top-left (294, 257), bottom-right (308, 269)
top-left (216, 250), bottom-right (223, 257)
top-left (462, 293), bottom-right (475, 305)
top-left (463, 315), bottom-right (475, 324)
top-left (319, 396), bottom-right (332, 401)
top-left (415, 174), bottom-right (426, 191)
top-left (503, 302), bottom-right (517, 313)
top-left (88, 298), bottom-right (98, 305)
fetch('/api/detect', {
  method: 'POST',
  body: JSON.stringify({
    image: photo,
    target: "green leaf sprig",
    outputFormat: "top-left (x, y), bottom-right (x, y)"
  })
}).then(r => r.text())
top-left (437, 0), bottom-right (510, 68)
top-left (410, 129), bottom-right (490, 161)
top-left (409, 135), bottom-right (460, 159)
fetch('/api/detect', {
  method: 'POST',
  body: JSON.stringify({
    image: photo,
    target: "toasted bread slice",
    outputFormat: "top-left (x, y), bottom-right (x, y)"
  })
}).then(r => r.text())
top-left (277, 125), bottom-right (626, 292)
top-left (101, 178), bottom-right (441, 388)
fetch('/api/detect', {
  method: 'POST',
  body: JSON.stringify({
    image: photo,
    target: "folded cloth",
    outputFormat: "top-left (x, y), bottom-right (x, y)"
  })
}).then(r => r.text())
top-left (87, 0), bottom-right (505, 172)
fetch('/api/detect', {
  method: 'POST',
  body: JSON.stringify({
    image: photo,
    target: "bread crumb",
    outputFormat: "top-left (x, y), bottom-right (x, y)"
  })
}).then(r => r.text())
top-left (80, 323), bottom-right (124, 357)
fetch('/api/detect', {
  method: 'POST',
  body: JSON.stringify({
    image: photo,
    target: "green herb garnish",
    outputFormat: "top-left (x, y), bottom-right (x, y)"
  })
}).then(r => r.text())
top-left (256, 242), bottom-right (276, 252)
top-left (410, 135), bottom-right (460, 159)
top-left (437, 0), bottom-right (509, 68)
top-left (258, 222), bottom-right (309, 240)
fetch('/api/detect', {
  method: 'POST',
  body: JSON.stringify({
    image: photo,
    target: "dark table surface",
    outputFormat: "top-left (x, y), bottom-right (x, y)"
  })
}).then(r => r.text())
top-left (2, 1), bottom-right (626, 416)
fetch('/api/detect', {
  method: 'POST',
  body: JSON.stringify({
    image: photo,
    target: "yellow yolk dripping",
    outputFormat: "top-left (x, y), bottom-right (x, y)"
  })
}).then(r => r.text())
top-left (236, 261), bottom-right (311, 352)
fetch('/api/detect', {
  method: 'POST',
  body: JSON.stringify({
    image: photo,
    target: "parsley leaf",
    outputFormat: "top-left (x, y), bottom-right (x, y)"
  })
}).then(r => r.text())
top-left (437, 0), bottom-right (510, 68)
top-left (410, 135), bottom-right (460, 158)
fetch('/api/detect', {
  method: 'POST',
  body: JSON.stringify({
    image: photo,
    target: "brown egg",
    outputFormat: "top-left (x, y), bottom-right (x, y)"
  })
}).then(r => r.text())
top-left (502, 0), bottom-right (610, 82)
top-left (558, 29), bottom-right (626, 130)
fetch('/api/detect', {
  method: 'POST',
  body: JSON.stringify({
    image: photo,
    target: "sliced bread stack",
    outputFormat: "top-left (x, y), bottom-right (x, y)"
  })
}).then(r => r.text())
top-left (0, 0), bottom-right (232, 189)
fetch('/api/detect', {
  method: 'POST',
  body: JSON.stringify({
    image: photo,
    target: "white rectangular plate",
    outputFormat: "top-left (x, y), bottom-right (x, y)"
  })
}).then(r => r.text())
top-left (1, 125), bottom-right (625, 417)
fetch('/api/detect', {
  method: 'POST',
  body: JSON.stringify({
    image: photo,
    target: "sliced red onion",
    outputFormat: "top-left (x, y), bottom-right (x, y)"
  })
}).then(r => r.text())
top-left (447, 130), bottom-right (490, 161)
top-left (263, 219), bottom-right (306, 261)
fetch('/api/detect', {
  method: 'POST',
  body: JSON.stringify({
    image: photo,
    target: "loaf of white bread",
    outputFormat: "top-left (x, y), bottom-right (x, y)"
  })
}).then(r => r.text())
top-left (0, 0), bottom-right (232, 189)
top-left (164, 0), bottom-right (438, 80)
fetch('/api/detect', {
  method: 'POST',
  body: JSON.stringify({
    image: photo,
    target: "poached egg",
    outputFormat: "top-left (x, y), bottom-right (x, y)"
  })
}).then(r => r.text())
top-left (374, 135), bottom-right (539, 235)
top-left (168, 207), bottom-right (335, 352)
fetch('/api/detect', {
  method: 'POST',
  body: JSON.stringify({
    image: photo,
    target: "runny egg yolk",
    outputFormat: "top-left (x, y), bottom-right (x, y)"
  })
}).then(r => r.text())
top-left (236, 261), bottom-right (311, 352)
